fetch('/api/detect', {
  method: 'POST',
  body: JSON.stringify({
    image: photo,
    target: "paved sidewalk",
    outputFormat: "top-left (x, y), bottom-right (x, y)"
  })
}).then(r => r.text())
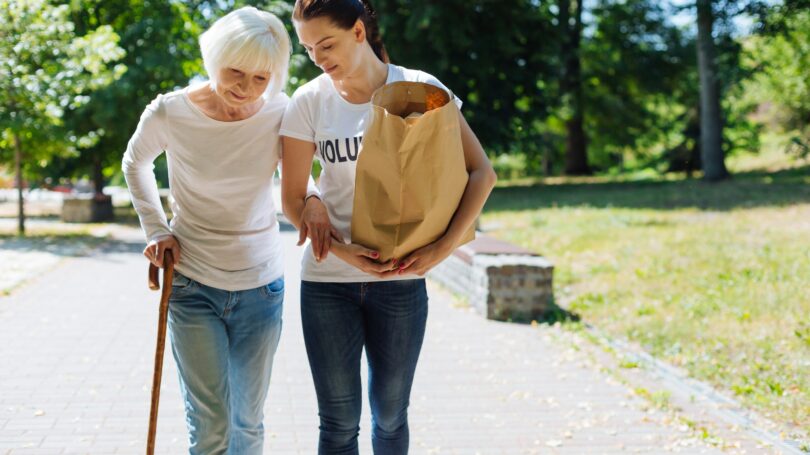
top-left (0, 227), bottom-right (779, 454)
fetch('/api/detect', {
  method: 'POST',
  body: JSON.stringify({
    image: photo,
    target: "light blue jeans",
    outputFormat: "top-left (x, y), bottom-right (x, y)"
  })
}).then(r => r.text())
top-left (168, 272), bottom-right (284, 455)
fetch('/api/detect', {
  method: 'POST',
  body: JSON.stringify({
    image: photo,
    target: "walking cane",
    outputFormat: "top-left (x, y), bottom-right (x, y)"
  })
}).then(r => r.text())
top-left (146, 250), bottom-right (174, 455)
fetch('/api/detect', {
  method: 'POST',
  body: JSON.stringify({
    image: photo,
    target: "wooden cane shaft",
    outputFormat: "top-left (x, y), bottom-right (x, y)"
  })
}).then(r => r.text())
top-left (146, 251), bottom-right (174, 455)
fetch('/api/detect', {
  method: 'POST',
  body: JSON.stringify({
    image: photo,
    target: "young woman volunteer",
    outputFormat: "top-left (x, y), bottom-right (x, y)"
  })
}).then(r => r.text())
top-left (280, 1), bottom-right (497, 453)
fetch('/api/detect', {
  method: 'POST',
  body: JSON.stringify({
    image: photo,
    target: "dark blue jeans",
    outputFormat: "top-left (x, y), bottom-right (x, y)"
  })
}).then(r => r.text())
top-left (301, 279), bottom-right (429, 455)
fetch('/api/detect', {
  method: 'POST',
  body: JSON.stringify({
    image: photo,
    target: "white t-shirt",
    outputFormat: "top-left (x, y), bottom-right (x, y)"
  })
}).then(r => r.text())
top-left (122, 86), bottom-right (288, 291)
top-left (280, 64), bottom-right (462, 283)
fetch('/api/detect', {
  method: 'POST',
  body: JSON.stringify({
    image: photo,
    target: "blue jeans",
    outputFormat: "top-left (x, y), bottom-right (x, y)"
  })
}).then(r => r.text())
top-left (168, 272), bottom-right (284, 455)
top-left (301, 279), bottom-right (429, 455)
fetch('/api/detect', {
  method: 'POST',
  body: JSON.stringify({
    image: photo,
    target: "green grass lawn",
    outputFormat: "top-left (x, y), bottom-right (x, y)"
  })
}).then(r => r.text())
top-left (481, 153), bottom-right (810, 432)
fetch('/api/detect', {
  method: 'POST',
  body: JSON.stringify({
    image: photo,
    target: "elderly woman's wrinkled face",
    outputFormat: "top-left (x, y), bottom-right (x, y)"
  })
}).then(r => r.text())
top-left (215, 67), bottom-right (271, 106)
top-left (295, 17), bottom-right (365, 81)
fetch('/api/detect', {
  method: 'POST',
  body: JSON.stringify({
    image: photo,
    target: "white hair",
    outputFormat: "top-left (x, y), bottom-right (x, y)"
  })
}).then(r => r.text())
top-left (199, 6), bottom-right (291, 97)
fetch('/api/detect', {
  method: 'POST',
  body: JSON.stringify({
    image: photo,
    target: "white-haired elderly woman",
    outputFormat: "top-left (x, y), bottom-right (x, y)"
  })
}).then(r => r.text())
top-left (123, 7), bottom-right (327, 454)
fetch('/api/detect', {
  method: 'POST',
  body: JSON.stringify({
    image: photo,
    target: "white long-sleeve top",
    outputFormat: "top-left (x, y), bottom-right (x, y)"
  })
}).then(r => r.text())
top-left (122, 87), bottom-right (288, 291)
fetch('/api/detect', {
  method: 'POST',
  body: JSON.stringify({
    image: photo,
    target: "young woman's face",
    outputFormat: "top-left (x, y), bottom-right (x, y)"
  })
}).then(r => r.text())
top-left (215, 67), bottom-right (271, 107)
top-left (295, 16), bottom-right (365, 80)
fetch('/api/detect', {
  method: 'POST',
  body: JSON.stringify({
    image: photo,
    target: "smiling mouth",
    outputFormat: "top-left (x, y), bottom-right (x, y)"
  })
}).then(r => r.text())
top-left (324, 65), bottom-right (338, 74)
top-left (230, 91), bottom-right (247, 100)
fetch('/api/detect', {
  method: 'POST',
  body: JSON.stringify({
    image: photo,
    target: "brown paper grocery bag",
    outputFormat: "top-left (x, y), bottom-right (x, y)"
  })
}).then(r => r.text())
top-left (351, 81), bottom-right (475, 262)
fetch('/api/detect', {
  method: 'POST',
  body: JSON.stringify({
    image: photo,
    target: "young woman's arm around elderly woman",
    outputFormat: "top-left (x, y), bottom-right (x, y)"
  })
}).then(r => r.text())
top-left (280, 1), bottom-right (496, 454)
top-left (121, 7), bottom-right (303, 454)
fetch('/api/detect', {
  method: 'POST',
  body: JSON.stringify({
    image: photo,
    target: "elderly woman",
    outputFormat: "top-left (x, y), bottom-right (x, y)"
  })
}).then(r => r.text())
top-left (122, 7), bottom-right (314, 454)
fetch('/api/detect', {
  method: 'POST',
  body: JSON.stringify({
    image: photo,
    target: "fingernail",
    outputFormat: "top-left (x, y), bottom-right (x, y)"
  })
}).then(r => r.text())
top-left (371, 252), bottom-right (379, 258)
top-left (392, 259), bottom-right (398, 266)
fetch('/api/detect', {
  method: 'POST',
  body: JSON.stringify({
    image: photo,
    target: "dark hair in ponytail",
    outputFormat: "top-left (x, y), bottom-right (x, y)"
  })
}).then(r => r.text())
top-left (293, 0), bottom-right (389, 63)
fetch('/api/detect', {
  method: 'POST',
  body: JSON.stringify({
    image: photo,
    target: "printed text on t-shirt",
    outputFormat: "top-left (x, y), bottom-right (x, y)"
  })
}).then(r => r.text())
top-left (318, 136), bottom-right (362, 164)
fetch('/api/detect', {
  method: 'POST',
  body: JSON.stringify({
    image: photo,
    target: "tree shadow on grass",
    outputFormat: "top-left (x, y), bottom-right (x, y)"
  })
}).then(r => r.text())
top-left (541, 304), bottom-right (581, 325)
top-left (0, 205), bottom-right (143, 226)
top-left (495, 298), bottom-right (581, 326)
top-left (0, 229), bottom-right (153, 258)
top-left (92, 240), bottom-right (147, 255)
top-left (485, 165), bottom-right (810, 212)
top-left (0, 233), bottom-right (109, 257)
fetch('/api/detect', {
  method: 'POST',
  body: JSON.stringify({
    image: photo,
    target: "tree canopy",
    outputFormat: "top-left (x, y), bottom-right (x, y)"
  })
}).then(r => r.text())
top-left (3, 0), bottom-right (809, 189)
top-left (1, 0), bottom-right (124, 233)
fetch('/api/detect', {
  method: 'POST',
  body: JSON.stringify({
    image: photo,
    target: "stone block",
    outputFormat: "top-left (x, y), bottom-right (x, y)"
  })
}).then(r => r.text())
top-left (61, 195), bottom-right (114, 223)
top-left (429, 235), bottom-right (554, 322)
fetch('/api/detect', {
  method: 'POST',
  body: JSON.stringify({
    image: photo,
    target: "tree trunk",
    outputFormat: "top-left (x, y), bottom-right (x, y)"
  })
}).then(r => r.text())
top-left (696, 0), bottom-right (729, 181)
top-left (561, 0), bottom-right (590, 175)
top-left (13, 133), bottom-right (25, 236)
top-left (93, 154), bottom-right (104, 195)
top-left (542, 146), bottom-right (552, 177)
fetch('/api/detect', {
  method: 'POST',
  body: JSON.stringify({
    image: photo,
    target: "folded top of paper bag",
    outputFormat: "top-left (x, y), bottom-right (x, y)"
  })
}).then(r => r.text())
top-left (371, 81), bottom-right (452, 119)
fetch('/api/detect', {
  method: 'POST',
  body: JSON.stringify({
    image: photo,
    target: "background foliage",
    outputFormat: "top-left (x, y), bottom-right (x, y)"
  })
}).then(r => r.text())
top-left (3, 0), bottom-right (808, 185)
